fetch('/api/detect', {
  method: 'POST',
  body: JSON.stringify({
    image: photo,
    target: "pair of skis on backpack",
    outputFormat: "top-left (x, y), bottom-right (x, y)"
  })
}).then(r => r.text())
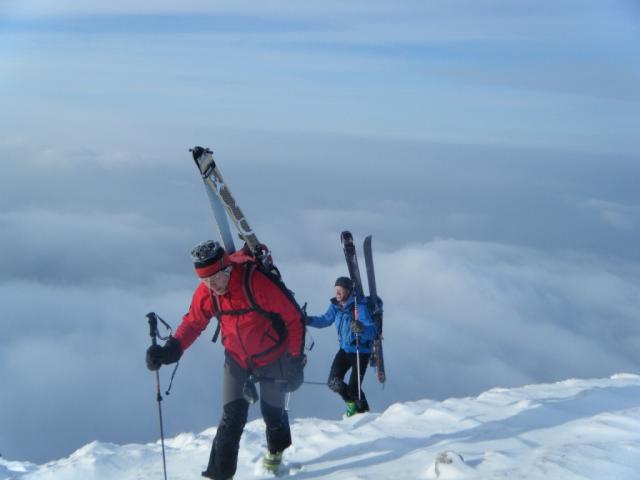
top-left (340, 231), bottom-right (385, 384)
top-left (189, 146), bottom-right (385, 384)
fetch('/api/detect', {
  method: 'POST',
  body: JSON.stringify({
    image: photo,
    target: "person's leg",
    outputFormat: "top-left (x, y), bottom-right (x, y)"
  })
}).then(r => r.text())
top-left (327, 349), bottom-right (352, 402)
top-left (257, 358), bottom-right (291, 455)
top-left (251, 357), bottom-right (292, 473)
top-left (203, 354), bottom-right (249, 480)
top-left (346, 352), bottom-right (371, 413)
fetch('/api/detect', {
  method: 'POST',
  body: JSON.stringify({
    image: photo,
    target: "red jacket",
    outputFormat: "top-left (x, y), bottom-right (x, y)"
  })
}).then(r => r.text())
top-left (174, 264), bottom-right (305, 369)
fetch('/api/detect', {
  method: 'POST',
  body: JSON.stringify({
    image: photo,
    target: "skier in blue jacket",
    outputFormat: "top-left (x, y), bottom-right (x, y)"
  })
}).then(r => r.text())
top-left (306, 276), bottom-right (377, 417)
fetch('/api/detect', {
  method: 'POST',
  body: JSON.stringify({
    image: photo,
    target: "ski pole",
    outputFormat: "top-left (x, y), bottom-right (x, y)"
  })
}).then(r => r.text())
top-left (147, 313), bottom-right (168, 480)
top-left (353, 302), bottom-right (362, 402)
top-left (355, 333), bottom-right (362, 402)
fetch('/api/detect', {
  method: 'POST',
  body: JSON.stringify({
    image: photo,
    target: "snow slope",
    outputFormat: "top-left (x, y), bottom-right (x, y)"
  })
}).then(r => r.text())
top-left (3, 374), bottom-right (640, 480)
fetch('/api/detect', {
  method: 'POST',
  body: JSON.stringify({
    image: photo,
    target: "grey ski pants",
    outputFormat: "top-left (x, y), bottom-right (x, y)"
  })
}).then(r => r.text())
top-left (204, 353), bottom-right (292, 479)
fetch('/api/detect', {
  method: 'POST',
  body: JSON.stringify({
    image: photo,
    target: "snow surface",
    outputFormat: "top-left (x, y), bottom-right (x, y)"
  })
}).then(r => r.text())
top-left (3, 374), bottom-right (640, 479)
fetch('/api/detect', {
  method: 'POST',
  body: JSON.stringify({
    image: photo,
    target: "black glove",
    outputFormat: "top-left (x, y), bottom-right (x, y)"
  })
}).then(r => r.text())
top-left (145, 336), bottom-right (183, 371)
top-left (350, 319), bottom-right (365, 334)
top-left (301, 303), bottom-right (312, 326)
top-left (281, 354), bottom-right (306, 392)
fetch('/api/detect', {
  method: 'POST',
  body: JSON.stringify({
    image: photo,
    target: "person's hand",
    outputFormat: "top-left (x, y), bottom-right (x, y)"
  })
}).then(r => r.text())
top-left (303, 313), bottom-right (312, 326)
top-left (145, 345), bottom-right (164, 371)
top-left (301, 303), bottom-right (312, 325)
top-left (350, 319), bottom-right (365, 334)
top-left (281, 354), bottom-right (306, 392)
top-left (145, 337), bottom-right (183, 371)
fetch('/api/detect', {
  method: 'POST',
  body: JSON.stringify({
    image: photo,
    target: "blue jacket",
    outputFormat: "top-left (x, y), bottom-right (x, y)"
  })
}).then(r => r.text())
top-left (307, 294), bottom-right (378, 353)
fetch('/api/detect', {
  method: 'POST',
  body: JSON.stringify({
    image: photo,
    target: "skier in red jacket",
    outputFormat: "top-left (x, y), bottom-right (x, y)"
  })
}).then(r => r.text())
top-left (146, 240), bottom-right (306, 479)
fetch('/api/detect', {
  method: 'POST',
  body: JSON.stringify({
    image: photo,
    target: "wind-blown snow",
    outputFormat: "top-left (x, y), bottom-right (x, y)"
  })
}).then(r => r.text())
top-left (3, 374), bottom-right (640, 479)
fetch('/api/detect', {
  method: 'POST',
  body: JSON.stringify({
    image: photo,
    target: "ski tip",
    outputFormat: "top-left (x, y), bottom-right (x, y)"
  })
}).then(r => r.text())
top-left (189, 146), bottom-right (212, 161)
top-left (340, 231), bottom-right (353, 243)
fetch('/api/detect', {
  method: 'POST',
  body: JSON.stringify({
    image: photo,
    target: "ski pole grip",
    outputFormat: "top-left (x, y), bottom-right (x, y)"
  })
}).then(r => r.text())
top-left (146, 312), bottom-right (158, 346)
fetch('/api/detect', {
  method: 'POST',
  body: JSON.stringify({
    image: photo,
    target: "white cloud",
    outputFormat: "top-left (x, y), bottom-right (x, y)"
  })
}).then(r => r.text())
top-left (0, 209), bottom-right (191, 285)
top-left (583, 199), bottom-right (639, 229)
top-left (359, 240), bottom-right (640, 390)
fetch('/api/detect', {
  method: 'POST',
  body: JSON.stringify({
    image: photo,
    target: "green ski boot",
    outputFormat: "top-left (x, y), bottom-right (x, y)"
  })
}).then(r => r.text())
top-left (344, 400), bottom-right (357, 418)
top-left (263, 451), bottom-right (283, 474)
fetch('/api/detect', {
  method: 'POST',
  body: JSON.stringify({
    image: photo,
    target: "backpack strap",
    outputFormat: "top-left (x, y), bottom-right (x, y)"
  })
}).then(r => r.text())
top-left (208, 260), bottom-right (262, 343)
top-left (210, 290), bottom-right (222, 343)
top-left (209, 287), bottom-right (261, 342)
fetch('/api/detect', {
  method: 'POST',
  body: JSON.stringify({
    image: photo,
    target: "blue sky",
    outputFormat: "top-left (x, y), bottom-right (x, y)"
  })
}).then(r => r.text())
top-left (1, 0), bottom-right (639, 464)
top-left (2, 1), bottom-right (638, 152)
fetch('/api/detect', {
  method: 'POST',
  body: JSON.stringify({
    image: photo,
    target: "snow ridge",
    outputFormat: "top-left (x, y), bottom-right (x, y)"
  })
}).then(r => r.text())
top-left (3, 374), bottom-right (640, 479)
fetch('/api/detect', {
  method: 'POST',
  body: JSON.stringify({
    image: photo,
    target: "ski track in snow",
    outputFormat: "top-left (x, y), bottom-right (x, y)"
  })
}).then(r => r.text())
top-left (3, 374), bottom-right (640, 480)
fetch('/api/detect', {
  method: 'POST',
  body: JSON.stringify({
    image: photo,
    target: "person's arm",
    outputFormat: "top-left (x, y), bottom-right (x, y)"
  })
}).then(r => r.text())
top-left (173, 282), bottom-right (215, 352)
top-left (307, 303), bottom-right (337, 328)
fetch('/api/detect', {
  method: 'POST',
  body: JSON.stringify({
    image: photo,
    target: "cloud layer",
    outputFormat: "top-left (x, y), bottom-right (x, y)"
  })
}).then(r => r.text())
top-left (2, 237), bottom-right (639, 463)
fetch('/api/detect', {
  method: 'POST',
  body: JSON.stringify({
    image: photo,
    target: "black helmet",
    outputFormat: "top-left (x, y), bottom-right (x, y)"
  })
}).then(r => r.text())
top-left (334, 276), bottom-right (353, 291)
top-left (191, 240), bottom-right (228, 277)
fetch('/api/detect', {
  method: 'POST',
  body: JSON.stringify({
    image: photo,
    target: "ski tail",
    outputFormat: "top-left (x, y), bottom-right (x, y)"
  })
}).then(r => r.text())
top-left (190, 146), bottom-right (269, 266)
top-left (190, 146), bottom-right (236, 253)
top-left (340, 231), bottom-right (365, 302)
top-left (373, 338), bottom-right (386, 384)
